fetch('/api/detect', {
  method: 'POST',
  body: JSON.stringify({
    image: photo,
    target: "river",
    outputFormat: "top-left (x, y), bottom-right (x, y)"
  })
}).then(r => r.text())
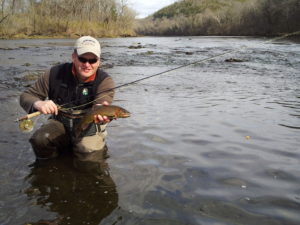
top-left (0, 36), bottom-right (299, 225)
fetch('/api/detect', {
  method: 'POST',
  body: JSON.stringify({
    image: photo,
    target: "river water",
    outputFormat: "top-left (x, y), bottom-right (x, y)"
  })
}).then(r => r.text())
top-left (0, 36), bottom-right (299, 225)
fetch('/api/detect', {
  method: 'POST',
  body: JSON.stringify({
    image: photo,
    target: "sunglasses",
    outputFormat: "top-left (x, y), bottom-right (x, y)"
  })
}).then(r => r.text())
top-left (77, 56), bottom-right (98, 64)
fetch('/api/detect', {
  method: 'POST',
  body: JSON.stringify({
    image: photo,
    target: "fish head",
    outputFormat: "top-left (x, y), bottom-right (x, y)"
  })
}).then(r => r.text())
top-left (116, 107), bottom-right (131, 118)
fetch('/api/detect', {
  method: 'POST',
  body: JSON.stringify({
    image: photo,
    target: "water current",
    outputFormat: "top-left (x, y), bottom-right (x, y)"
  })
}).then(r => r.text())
top-left (0, 36), bottom-right (299, 225)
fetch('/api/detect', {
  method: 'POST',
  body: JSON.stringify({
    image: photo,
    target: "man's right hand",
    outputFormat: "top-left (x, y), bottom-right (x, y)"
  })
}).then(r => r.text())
top-left (33, 100), bottom-right (58, 115)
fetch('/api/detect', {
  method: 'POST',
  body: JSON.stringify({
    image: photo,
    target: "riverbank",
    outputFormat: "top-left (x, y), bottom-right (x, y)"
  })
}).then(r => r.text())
top-left (0, 32), bottom-right (139, 40)
top-left (1, 33), bottom-right (299, 43)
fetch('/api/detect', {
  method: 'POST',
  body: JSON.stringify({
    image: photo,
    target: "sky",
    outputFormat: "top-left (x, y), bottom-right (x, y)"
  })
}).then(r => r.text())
top-left (128, 0), bottom-right (177, 19)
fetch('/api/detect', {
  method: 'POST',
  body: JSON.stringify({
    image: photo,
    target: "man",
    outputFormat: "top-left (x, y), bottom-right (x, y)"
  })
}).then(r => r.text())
top-left (20, 36), bottom-right (115, 160)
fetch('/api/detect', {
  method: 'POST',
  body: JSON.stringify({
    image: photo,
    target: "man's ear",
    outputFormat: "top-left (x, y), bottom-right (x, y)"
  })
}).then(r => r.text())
top-left (71, 52), bottom-right (76, 62)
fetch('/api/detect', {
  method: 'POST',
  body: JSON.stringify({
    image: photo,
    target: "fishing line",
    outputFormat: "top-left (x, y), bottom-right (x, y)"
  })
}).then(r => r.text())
top-left (58, 48), bottom-right (240, 111)
top-left (63, 30), bottom-right (300, 110)
top-left (17, 30), bottom-right (300, 120)
top-left (60, 50), bottom-right (238, 111)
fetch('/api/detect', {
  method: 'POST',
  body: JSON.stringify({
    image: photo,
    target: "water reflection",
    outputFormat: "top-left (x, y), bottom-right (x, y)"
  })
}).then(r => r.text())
top-left (24, 148), bottom-right (118, 225)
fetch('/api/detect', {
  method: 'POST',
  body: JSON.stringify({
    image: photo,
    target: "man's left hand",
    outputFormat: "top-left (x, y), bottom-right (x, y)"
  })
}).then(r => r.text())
top-left (93, 101), bottom-right (110, 124)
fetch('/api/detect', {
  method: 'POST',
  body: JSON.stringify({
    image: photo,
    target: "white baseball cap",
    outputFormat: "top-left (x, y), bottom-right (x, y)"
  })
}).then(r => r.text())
top-left (74, 36), bottom-right (101, 58)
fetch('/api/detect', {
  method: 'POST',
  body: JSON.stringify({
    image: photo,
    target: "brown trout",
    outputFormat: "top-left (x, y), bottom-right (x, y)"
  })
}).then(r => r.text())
top-left (74, 105), bottom-right (130, 137)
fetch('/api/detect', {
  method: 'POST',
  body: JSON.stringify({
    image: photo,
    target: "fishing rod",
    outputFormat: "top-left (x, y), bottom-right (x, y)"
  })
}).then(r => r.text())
top-left (16, 48), bottom-right (237, 123)
top-left (16, 30), bottom-right (300, 124)
top-left (61, 48), bottom-right (238, 111)
top-left (61, 30), bottom-right (300, 110)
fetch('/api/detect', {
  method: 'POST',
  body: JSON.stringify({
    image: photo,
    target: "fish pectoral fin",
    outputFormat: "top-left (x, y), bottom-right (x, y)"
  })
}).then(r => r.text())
top-left (114, 113), bottom-right (118, 120)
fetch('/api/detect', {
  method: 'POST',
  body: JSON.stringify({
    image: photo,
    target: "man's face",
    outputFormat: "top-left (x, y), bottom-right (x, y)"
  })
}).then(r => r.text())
top-left (72, 52), bottom-right (100, 81)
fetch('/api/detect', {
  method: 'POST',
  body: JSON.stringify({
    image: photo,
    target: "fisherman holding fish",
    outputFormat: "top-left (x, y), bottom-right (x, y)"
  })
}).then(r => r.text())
top-left (19, 36), bottom-right (129, 160)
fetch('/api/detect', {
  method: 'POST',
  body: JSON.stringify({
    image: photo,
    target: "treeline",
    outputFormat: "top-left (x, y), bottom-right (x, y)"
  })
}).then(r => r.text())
top-left (0, 0), bottom-right (136, 38)
top-left (135, 0), bottom-right (300, 36)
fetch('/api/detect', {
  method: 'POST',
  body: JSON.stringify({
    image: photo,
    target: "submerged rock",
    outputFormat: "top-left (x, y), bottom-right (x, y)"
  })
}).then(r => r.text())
top-left (102, 63), bottom-right (114, 69)
top-left (185, 52), bottom-right (194, 55)
top-left (22, 63), bottom-right (31, 67)
top-left (0, 47), bottom-right (15, 50)
top-left (14, 71), bottom-right (43, 82)
top-left (128, 44), bottom-right (144, 49)
top-left (225, 58), bottom-right (244, 62)
top-left (146, 51), bottom-right (154, 55)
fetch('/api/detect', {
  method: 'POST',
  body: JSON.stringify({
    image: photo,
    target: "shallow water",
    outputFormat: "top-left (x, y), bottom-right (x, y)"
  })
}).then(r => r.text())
top-left (0, 36), bottom-right (300, 225)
